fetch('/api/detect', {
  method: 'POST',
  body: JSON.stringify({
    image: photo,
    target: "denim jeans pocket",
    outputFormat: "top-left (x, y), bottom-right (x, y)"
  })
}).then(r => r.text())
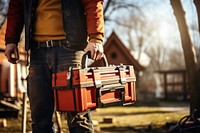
top-left (30, 46), bottom-right (41, 54)
top-left (62, 44), bottom-right (77, 52)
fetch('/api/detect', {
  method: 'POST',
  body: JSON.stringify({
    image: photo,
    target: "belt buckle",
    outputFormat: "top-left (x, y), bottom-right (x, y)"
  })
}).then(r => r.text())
top-left (46, 40), bottom-right (54, 47)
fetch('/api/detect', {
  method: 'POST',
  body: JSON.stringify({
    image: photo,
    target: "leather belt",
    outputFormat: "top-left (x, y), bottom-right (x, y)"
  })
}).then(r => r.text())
top-left (33, 40), bottom-right (70, 48)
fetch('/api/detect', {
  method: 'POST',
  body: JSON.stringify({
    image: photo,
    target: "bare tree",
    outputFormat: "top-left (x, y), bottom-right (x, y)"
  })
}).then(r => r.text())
top-left (194, 0), bottom-right (200, 35)
top-left (0, 0), bottom-right (9, 28)
top-left (170, 0), bottom-right (200, 119)
top-left (103, 0), bottom-right (150, 63)
top-left (104, 0), bottom-right (141, 22)
top-left (0, 0), bottom-right (9, 15)
top-left (168, 48), bottom-right (185, 69)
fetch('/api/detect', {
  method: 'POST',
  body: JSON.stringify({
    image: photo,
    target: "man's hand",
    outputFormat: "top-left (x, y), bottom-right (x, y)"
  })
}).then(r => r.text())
top-left (84, 42), bottom-right (104, 60)
top-left (4, 43), bottom-right (19, 64)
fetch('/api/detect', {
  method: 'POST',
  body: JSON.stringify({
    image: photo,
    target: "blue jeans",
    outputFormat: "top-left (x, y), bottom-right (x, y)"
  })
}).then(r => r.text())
top-left (28, 45), bottom-right (94, 133)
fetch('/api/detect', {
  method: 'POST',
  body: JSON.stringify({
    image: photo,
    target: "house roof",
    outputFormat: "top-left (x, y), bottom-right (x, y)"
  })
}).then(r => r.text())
top-left (91, 31), bottom-right (145, 71)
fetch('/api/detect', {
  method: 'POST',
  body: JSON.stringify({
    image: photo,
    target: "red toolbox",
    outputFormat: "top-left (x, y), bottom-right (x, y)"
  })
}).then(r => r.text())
top-left (52, 55), bottom-right (136, 112)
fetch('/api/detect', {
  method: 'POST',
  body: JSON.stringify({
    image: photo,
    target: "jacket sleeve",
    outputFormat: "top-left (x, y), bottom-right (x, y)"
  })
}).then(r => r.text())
top-left (81, 0), bottom-right (104, 39)
top-left (5, 0), bottom-right (24, 45)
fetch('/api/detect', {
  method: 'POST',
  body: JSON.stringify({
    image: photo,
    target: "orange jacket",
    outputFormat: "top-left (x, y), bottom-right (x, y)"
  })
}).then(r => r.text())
top-left (81, 0), bottom-right (104, 40)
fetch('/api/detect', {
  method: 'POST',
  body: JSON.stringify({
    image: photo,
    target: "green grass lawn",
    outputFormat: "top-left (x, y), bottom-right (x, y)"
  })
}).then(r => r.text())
top-left (92, 105), bottom-right (189, 133)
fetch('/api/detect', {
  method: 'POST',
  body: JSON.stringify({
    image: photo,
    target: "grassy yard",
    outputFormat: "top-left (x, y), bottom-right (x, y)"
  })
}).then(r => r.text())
top-left (92, 105), bottom-right (189, 133)
top-left (0, 100), bottom-right (189, 133)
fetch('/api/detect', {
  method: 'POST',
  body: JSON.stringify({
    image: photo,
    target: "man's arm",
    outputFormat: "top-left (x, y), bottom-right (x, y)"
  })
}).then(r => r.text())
top-left (5, 0), bottom-right (24, 44)
top-left (81, 0), bottom-right (104, 39)
top-left (5, 0), bottom-right (24, 64)
top-left (81, 0), bottom-right (104, 60)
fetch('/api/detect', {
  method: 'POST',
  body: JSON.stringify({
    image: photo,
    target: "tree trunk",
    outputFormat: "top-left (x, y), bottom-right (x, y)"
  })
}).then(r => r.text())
top-left (194, 0), bottom-right (200, 34)
top-left (170, 0), bottom-right (200, 119)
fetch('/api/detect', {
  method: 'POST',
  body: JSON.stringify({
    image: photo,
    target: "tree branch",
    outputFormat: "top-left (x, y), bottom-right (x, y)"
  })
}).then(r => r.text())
top-left (104, 1), bottom-right (142, 22)
top-left (104, 0), bottom-right (112, 15)
top-left (105, 18), bottom-right (133, 28)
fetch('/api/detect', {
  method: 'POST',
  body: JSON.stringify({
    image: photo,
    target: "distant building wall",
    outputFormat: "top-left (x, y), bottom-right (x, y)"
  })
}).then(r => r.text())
top-left (0, 60), bottom-right (9, 95)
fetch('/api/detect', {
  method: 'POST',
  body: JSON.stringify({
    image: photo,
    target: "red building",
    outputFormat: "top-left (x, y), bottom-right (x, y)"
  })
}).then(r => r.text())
top-left (91, 32), bottom-right (145, 86)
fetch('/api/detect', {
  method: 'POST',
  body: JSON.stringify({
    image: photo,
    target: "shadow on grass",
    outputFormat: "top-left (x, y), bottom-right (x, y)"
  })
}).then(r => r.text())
top-left (133, 99), bottom-right (189, 107)
top-left (94, 110), bottom-right (175, 117)
top-left (99, 125), bottom-right (169, 133)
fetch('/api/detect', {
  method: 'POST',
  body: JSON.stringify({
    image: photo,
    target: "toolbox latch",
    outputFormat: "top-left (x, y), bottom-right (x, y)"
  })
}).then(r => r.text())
top-left (91, 69), bottom-right (102, 88)
top-left (117, 66), bottom-right (126, 85)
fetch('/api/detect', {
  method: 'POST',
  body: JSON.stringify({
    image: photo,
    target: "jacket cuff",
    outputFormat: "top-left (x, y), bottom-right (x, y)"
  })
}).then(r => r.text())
top-left (89, 33), bottom-right (103, 43)
top-left (5, 38), bottom-right (19, 45)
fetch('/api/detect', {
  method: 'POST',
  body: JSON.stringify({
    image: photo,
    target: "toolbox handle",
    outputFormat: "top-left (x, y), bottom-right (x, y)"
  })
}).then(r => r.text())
top-left (82, 52), bottom-right (108, 68)
top-left (97, 84), bottom-right (125, 107)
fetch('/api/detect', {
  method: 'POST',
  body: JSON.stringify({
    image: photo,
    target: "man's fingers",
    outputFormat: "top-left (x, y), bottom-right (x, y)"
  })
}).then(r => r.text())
top-left (95, 51), bottom-right (103, 60)
top-left (95, 43), bottom-right (104, 60)
top-left (91, 50), bottom-right (97, 60)
top-left (5, 49), bottom-right (13, 62)
top-left (6, 53), bottom-right (16, 64)
top-left (14, 48), bottom-right (19, 60)
top-left (4, 43), bottom-right (19, 64)
top-left (84, 42), bottom-right (104, 60)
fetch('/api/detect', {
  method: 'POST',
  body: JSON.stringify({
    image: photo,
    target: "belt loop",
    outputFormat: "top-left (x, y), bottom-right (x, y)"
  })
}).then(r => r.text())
top-left (50, 40), bottom-right (54, 47)
top-left (46, 40), bottom-right (53, 47)
top-left (45, 40), bottom-right (49, 47)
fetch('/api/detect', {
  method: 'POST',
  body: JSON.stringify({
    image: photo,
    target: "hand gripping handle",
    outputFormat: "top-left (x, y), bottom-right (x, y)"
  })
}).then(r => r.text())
top-left (81, 52), bottom-right (108, 68)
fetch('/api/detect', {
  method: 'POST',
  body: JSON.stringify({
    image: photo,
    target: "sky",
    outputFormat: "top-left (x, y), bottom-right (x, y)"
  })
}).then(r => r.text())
top-left (104, 0), bottom-right (200, 51)
top-left (0, 0), bottom-right (9, 15)
top-left (146, 0), bottom-right (199, 46)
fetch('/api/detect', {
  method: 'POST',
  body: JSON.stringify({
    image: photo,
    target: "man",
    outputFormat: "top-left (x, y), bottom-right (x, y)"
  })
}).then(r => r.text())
top-left (4, 0), bottom-right (104, 132)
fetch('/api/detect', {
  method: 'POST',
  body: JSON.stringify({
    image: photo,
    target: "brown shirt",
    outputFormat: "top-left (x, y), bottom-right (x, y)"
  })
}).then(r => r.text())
top-left (33, 0), bottom-right (66, 42)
